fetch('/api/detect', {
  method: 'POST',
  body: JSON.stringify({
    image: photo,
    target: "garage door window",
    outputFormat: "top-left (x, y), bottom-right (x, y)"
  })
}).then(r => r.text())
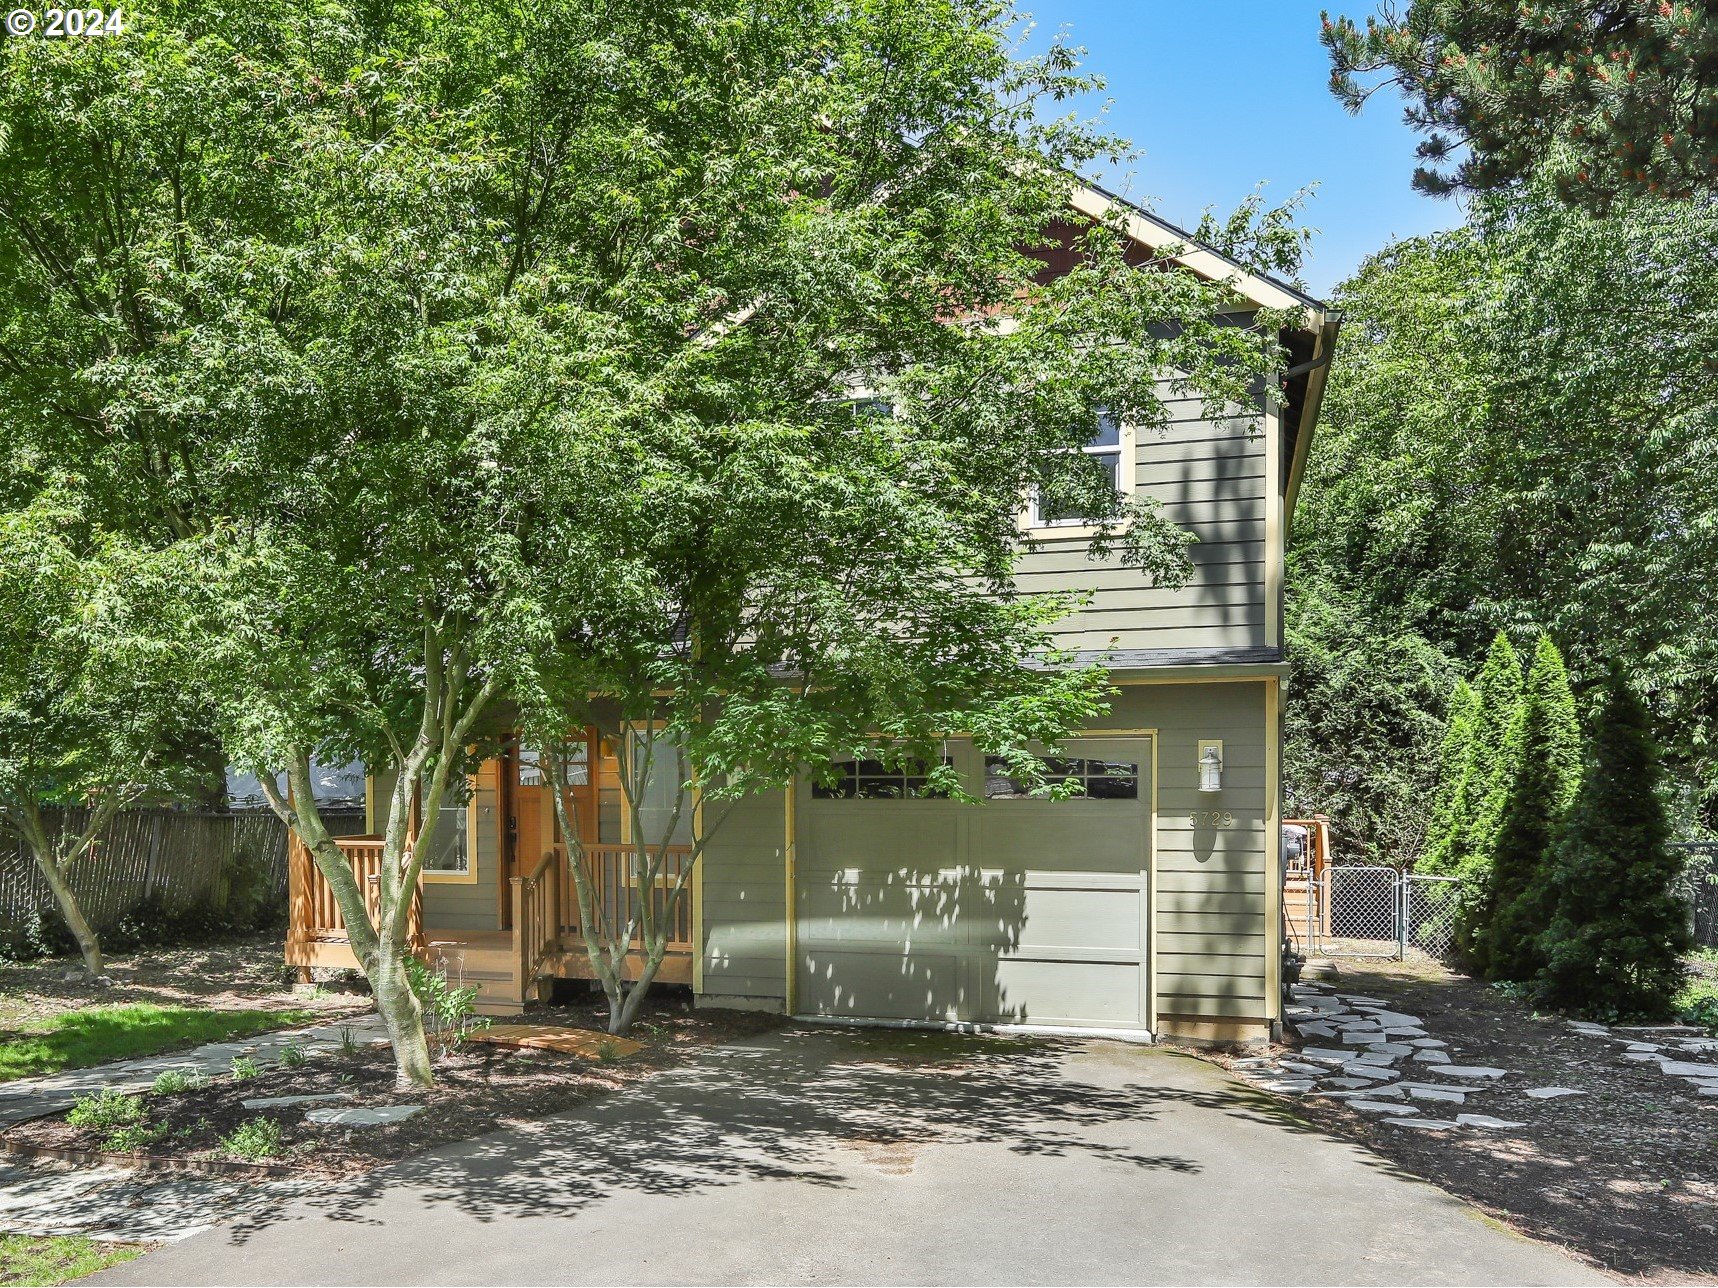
top-left (983, 755), bottom-right (1140, 800)
top-left (811, 757), bottom-right (952, 800)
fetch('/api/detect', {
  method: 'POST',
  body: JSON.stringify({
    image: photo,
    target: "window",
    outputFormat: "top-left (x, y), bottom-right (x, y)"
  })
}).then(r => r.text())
top-left (1031, 411), bottom-right (1126, 527)
top-left (984, 755), bottom-right (1139, 800)
top-left (811, 756), bottom-right (953, 800)
top-left (420, 782), bottom-right (474, 878)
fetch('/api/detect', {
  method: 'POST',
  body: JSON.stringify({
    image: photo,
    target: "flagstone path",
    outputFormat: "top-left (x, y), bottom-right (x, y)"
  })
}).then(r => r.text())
top-left (1232, 980), bottom-right (1718, 1132)
top-left (0, 1013), bottom-right (389, 1242)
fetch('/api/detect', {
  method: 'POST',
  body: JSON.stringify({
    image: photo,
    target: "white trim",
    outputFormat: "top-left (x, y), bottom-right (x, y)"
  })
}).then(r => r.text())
top-left (1264, 398), bottom-right (1283, 650)
top-left (792, 1014), bottom-right (1156, 1044)
top-left (1019, 416), bottom-right (1137, 539)
top-left (1066, 181), bottom-right (1325, 320)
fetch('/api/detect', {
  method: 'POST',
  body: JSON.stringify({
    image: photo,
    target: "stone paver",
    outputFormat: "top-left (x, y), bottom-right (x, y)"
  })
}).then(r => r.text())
top-left (240, 1093), bottom-right (355, 1110)
top-left (1524, 1086), bottom-right (1583, 1099)
top-left (305, 1104), bottom-right (424, 1127)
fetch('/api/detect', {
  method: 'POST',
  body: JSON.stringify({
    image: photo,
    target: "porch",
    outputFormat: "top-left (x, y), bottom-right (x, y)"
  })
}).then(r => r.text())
top-left (285, 833), bottom-right (694, 1015)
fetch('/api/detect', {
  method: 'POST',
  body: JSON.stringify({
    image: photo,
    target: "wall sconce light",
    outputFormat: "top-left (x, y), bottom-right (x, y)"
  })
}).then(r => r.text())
top-left (1198, 740), bottom-right (1223, 793)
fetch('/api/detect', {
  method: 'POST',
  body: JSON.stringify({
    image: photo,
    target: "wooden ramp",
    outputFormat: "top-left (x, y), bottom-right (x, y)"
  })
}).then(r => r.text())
top-left (466, 1024), bottom-right (643, 1059)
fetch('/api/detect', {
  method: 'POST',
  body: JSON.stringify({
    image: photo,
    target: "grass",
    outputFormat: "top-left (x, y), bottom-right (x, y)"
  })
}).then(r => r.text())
top-left (0, 1005), bottom-right (315, 1082)
top-left (0, 1235), bottom-right (146, 1286)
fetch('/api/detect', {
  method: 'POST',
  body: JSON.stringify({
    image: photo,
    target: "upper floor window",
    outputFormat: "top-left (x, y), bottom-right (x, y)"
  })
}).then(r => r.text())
top-left (1030, 411), bottom-right (1126, 528)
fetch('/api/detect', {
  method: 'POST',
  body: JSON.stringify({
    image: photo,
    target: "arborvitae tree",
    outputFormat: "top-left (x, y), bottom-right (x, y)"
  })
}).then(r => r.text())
top-left (1539, 666), bottom-right (1691, 1017)
top-left (1449, 631), bottom-right (1524, 961)
top-left (1477, 635), bottom-right (1582, 981)
top-left (1419, 678), bottom-right (1479, 874)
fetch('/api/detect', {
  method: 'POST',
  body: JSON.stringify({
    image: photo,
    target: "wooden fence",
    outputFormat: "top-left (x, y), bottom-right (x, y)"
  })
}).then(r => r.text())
top-left (1, 806), bottom-right (367, 945)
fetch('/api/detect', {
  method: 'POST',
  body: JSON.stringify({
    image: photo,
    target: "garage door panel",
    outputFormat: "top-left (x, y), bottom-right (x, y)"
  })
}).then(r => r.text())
top-left (799, 947), bottom-right (967, 1021)
top-left (993, 884), bottom-right (1142, 955)
top-left (972, 813), bottom-right (1145, 870)
top-left (801, 813), bottom-right (959, 871)
top-left (991, 959), bottom-right (1144, 1027)
top-left (799, 868), bottom-right (971, 948)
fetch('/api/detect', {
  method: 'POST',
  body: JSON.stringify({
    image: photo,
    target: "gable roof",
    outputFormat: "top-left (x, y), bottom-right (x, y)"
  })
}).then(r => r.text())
top-left (1067, 177), bottom-right (1328, 319)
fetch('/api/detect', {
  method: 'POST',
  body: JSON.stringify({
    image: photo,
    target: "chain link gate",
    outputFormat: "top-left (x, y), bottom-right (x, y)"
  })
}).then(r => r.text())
top-left (1299, 864), bottom-right (1462, 961)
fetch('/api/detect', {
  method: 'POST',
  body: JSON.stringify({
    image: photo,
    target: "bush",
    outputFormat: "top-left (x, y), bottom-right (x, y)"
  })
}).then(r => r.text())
top-left (67, 1089), bottom-right (143, 1131)
top-left (150, 1069), bottom-right (204, 1095)
top-left (220, 1117), bottom-right (283, 1161)
top-left (1677, 978), bottom-right (1718, 1032)
top-left (1539, 666), bottom-right (1691, 1017)
top-left (103, 1121), bottom-right (169, 1153)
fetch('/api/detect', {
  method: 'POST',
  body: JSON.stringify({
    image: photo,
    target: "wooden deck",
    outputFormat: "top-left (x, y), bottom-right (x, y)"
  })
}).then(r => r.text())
top-left (286, 835), bottom-right (694, 1014)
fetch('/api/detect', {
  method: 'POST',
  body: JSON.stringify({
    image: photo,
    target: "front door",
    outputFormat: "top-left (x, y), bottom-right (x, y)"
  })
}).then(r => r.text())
top-left (504, 734), bottom-right (601, 929)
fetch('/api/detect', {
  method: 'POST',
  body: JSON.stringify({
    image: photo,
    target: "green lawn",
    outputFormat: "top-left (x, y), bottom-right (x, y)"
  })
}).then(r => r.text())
top-left (0, 1004), bottom-right (315, 1082)
top-left (0, 1235), bottom-right (147, 1286)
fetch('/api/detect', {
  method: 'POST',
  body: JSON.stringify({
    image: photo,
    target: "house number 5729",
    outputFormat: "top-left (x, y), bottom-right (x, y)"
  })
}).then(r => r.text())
top-left (1188, 810), bottom-right (1235, 828)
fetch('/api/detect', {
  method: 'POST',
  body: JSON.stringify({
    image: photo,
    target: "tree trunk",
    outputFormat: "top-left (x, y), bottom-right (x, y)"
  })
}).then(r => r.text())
top-left (368, 947), bottom-right (434, 1088)
top-left (33, 851), bottom-right (104, 977)
top-left (613, 946), bottom-right (668, 1034)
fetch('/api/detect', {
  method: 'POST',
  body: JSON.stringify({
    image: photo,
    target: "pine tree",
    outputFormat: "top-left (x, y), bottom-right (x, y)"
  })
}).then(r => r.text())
top-left (1418, 678), bottom-right (1478, 875)
top-left (1477, 635), bottom-right (1582, 981)
top-left (1448, 631), bottom-right (1524, 964)
top-left (1539, 666), bottom-right (1691, 1017)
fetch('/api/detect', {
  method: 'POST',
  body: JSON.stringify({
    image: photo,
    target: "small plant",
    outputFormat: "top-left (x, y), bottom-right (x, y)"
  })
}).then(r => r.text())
top-left (337, 1025), bottom-right (361, 1057)
top-left (220, 1117), bottom-right (284, 1161)
top-left (104, 1121), bottom-right (169, 1153)
top-left (279, 1043), bottom-right (307, 1070)
top-left (229, 1056), bottom-right (261, 1081)
top-left (150, 1069), bottom-right (204, 1095)
top-left (68, 1089), bottom-right (143, 1131)
top-left (404, 954), bottom-right (480, 1055)
top-left (594, 1038), bottom-right (622, 1062)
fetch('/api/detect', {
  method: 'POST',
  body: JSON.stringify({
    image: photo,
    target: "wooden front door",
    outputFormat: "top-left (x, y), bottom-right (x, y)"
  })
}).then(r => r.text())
top-left (503, 733), bottom-right (603, 929)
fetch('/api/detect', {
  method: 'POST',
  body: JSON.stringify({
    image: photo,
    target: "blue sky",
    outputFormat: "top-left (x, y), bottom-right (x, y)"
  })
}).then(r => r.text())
top-left (1026, 1), bottom-right (1467, 298)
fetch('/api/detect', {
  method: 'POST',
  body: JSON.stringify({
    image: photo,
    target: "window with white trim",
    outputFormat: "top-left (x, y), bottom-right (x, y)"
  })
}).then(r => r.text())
top-left (1030, 411), bottom-right (1125, 527)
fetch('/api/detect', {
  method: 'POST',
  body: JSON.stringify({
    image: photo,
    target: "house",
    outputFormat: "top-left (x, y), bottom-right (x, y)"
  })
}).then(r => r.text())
top-left (285, 180), bottom-right (1337, 1047)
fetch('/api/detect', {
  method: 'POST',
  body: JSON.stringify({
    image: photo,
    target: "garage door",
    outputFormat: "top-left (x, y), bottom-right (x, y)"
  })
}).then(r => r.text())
top-left (796, 737), bottom-right (1152, 1030)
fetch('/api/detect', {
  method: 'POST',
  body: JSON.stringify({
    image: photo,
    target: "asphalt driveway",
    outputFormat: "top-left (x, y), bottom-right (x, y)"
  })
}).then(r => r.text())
top-left (96, 1026), bottom-right (1605, 1286)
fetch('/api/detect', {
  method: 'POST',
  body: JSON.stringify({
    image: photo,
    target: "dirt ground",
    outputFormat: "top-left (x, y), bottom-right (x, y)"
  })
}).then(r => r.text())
top-left (0, 935), bottom-right (369, 1031)
top-left (1263, 957), bottom-right (1718, 1284)
top-left (7, 998), bottom-right (783, 1175)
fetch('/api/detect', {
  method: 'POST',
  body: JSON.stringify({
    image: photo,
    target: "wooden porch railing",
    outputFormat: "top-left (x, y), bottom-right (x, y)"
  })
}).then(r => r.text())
top-left (511, 848), bottom-right (562, 991)
top-left (561, 844), bottom-right (694, 953)
top-left (287, 833), bottom-right (425, 957)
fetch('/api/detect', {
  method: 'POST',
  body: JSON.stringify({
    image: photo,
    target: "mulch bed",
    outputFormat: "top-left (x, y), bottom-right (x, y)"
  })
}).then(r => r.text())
top-left (4, 995), bottom-right (782, 1177)
top-left (1256, 959), bottom-right (1718, 1283)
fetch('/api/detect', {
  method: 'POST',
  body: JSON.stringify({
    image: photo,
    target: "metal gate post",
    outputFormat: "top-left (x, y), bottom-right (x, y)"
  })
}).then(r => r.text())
top-left (1396, 873), bottom-right (1408, 961)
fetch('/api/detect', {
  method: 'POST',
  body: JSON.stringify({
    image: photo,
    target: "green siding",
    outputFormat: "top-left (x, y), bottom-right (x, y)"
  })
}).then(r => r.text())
top-left (699, 788), bottom-right (788, 1002)
top-left (1017, 391), bottom-right (1270, 653)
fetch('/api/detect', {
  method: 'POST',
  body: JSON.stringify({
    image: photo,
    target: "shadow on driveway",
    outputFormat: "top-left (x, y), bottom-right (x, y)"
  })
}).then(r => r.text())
top-left (97, 1027), bottom-right (1605, 1287)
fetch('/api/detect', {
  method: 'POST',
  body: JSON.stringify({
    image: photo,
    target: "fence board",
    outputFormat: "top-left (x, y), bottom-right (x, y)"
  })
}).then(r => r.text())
top-left (2, 807), bottom-right (367, 943)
